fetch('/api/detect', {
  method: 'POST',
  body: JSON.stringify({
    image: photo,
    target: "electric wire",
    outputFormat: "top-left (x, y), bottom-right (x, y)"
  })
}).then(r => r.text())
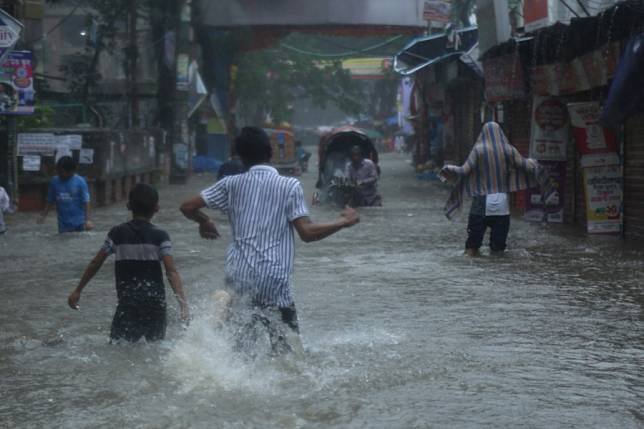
top-left (279, 35), bottom-right (404, 58)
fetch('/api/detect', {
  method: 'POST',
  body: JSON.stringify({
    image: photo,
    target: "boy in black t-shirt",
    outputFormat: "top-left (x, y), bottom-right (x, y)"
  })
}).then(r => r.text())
top-left (68, 184), bottom-right (189, 342)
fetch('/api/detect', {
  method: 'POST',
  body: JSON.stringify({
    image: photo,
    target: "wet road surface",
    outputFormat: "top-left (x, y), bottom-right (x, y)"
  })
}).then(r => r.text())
top-left (0, 153), bottom-right (642, 428)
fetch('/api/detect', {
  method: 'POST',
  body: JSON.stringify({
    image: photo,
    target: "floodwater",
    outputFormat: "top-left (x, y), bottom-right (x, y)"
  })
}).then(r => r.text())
top-left (1, 153), bottom-right (642, 428)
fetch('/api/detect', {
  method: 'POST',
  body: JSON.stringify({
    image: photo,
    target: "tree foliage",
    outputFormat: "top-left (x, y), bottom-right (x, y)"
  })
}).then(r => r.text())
top-left (235, 47), bottom-right (366, 125)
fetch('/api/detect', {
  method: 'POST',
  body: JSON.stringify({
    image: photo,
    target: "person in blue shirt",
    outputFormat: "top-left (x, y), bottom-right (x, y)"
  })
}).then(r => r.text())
top-left (39, 156), bottom-right (93, 233)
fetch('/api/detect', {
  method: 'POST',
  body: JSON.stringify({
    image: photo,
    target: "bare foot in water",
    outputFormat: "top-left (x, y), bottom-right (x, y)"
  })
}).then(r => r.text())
top-left (465, 248), bottom-right (481, 257)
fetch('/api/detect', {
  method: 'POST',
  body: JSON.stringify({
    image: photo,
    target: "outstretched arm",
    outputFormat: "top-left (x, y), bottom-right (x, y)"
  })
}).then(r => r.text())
top-left (180, 196), bottom-right (220, 239)
top-left (162, 255), bottom-right (189, 322)
top-left (441, 144), bottom-right (479, 180)
top-left (68, 249), bottom-right (109, 309)
top-left (292, 208), bottom-right (360, 243)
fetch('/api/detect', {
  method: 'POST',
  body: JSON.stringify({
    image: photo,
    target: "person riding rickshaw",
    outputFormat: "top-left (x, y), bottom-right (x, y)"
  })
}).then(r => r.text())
top-left (314, 126), bottom-right (381, 207)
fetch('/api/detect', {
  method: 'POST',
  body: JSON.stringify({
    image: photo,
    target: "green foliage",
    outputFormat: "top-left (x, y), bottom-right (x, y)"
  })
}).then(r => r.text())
top-left (16, 104), bottom-right (55, 129)
top-left (235, 47), bottom-right (365, 124)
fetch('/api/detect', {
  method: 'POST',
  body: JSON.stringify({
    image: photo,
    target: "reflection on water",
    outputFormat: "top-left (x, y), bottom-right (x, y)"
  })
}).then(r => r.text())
top-left (0, 153), bottom-right (642, 428)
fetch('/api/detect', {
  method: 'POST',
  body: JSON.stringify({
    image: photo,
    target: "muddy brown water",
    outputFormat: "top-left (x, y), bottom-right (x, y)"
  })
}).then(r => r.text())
top-left (1, 153), bottom-right (642, 428)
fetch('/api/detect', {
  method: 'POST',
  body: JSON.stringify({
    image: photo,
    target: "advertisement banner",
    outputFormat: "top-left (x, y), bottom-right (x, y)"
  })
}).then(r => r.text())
top-left (0, 51), bottom-right (35, 115)
top-left (529, 96), bottom-right (569, 160)
top-left (583, 165), bottom-right (622, 234)
top-left (17, 133), bottom-right (57, 156)
top-left (423, 0), bottom-right (451, 23)
top-left (176, 54), bottom-right (189, 91)
top-left (567, 102), bottom-right (619, 168)
top-left (525, 161), bottom-right (566, 223)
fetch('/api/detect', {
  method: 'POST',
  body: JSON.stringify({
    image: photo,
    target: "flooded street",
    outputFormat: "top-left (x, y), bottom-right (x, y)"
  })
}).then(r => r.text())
top-left (1, 152), bottom-right (643, 428)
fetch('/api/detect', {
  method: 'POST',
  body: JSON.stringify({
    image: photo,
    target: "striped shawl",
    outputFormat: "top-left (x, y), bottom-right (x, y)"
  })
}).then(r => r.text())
top-left (441, 122), bottom-right (553, 220)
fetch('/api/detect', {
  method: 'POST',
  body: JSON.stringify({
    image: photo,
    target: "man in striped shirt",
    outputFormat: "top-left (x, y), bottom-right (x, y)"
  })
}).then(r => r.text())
top-left (180, 127), bottom-right (359, 351)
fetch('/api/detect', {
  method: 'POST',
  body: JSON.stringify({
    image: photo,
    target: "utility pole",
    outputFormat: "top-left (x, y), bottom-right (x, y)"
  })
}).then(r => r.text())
top-left (153, 0), bottom-right (191, 184)
top-left (127, 0), bottom-right (139, 127)
top-left (169, 0), bottom-right (191, 184)
top-left (0, 5), bottom-right (23, 203)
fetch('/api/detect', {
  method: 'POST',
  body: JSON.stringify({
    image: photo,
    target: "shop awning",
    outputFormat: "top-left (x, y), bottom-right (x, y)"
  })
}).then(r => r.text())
top-left (393, 26), bottom-right (478, 76)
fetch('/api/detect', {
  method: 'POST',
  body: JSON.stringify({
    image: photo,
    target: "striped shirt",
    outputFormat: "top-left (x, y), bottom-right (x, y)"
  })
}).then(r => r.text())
top-left (101, 219), bottom-right (173, 306)
top-left (442, 122), bottom-right (553, 219)
top-left (201, 165), bottom-right (310, 307)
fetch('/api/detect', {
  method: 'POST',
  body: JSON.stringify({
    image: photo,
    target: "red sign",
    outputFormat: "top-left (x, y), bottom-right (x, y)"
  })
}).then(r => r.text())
top-left (523, 0), bottom-right (549, 31)
top-left (567, 102), bottom-right (619, 167)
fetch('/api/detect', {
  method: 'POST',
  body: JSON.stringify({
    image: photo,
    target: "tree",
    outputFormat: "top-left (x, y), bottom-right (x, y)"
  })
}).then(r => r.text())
top-left (235, 46), bottom-right (366, 125)
top-left (48, 0), bottom-right (163, 127)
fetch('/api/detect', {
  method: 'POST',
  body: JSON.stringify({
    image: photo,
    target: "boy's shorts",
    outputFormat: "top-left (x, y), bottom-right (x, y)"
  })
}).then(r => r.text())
top-left (110, 303), bottom-right (167, 342)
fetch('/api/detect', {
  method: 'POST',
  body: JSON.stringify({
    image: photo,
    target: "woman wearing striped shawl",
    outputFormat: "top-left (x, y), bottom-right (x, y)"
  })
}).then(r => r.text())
top-left (440, 121), bottom-right (554, 221)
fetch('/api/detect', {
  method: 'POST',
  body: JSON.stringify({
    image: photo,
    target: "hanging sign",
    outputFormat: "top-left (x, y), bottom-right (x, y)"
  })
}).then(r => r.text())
top-left (57, 134), bottom-right (83, 150)
top-left (583, 165), bottom-right (622, 234)
top-left (523, 0), bottom-right (549, 32)
top-left (22, 154), bottom-right (41, 172)
top-left (79, 148), bottom-right (94, 164)
top-left (0, 10), bottom-right (23, 65)
top-left (529, 96), bottom-right (569, 160)
top-left (17, 133), bottom-right (57, 156)
top-left (423, 0), bottom-right (451, 23)
top-left (0, 51), bottom-right (35, 115)
top-left (176, 54), bottom-right (190, 91)
top-left (525, 160), bottom-right (566, 223)
top-left (567, 102), bottom-right (619, 168)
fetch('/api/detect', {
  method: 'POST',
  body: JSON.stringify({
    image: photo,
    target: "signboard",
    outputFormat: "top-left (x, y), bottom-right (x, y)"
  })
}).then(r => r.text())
top-left (523, 0), bottom-right (549, 32)
top-left (57, 134), bottom-right (83, 150)
top-left (0, 10), bottom-right (23, 65)
top-left (567, 102), bottom-right (619, 167)
top-left (342, 57), bottom-right (389, 80)
top-left (525, 161), bottom-right (566, 223)
top-left (583, 165), bottom-right (622, 234)
top-left (176, 54), bottom-right (189, 91)
top-left (22, 154), bottom-right (41, 172)
top-left (529, 96), bottom-right (569, 161)
top-left (173, 143), bottom-right (189, 170)
top-left (17, 133), bottom-right (57, 156)
top-left (483, 54), bottom-right (526, 102)
top-left (423, 0), bottom-right (451, 23)
top-left (0, 51), bottom-right (35, 115)
top-left (79, 148), bottom-right (94, 164)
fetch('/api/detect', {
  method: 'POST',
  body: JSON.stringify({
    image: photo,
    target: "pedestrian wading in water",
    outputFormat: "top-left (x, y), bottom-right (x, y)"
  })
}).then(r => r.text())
top-left (440, 121), bottom-right (554, 256)
top-left (68, 183), bottom-right (189, 343)
top-left (180, 126), bottom-right (360, 355)
top-left (39, 156), bottom-right (93, 233)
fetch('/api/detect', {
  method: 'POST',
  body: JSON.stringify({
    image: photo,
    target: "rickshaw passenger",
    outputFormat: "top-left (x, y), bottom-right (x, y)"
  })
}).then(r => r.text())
top-left (346, 145), bottom-right (381, 207)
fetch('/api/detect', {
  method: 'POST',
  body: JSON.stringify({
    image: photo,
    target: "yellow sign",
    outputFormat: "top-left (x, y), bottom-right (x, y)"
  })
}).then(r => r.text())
top-left (342, 57), bottom-right (389, 79)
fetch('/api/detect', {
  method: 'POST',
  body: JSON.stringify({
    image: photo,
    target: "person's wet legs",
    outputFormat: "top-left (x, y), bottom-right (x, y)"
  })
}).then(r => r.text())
top-left (465, 214), bottom-right (485, 256)
top-left (488, 215), bottom-right (510, 254)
